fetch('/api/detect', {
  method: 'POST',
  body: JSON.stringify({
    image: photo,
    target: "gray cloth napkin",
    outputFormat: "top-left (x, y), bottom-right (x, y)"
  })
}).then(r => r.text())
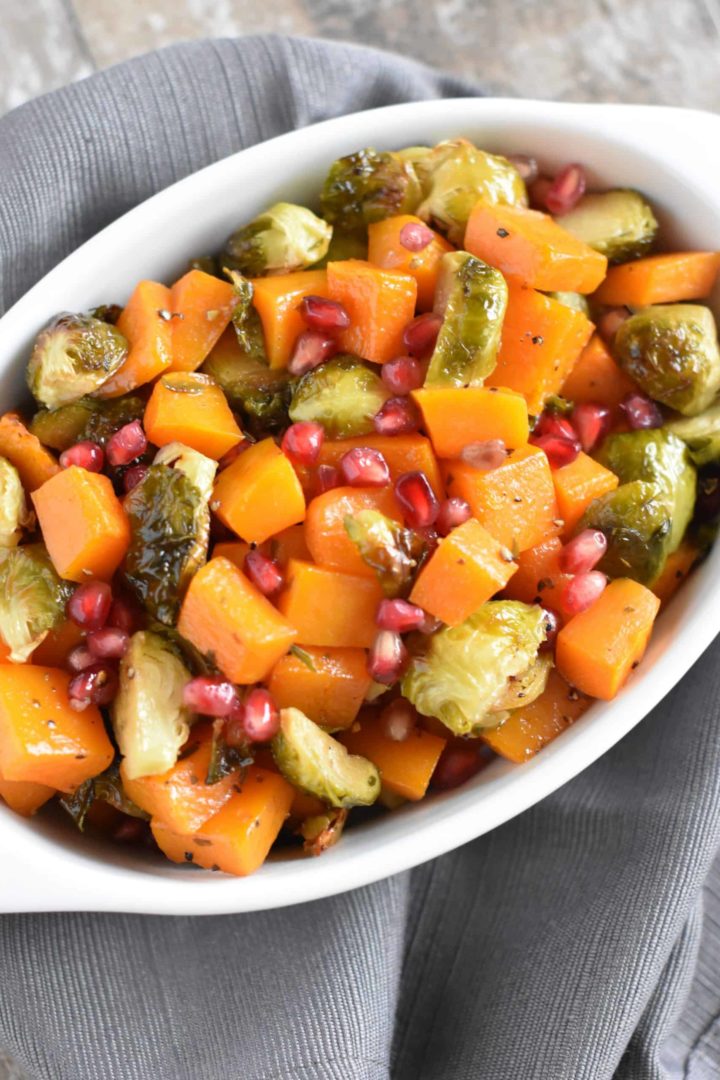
top-left (1, 34), bottom-right (720, 1080)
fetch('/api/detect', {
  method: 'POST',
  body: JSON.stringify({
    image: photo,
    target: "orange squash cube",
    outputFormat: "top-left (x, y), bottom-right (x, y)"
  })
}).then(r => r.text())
top-left (268, 524), bottom-right (312, 567)
top-left (0, 413), bottom-right (60, 491)
top-left (31, 620), bottom-right (85, 667)
top-left (651, 540), bottom-right (700, 607)
top-left (212, 437), bottom-right (306, 543)
top-left (552, 452), bottom-right (619, 535)
top-left (367, 215), bottom-right (454, 310)
top-left (0, 768), bottom-right (55, 817)
top-left (97, 280), bottom-right (173, 397)
top-left (482, 668), bottom-right (591, 762)
top-left (168, 269), bottom-right (236, 372)
top-left (412, 386), bottom-right (530, 459)
top-left (268, 646), bottom-right (371, 730)
top-left (278, 560), bottom-right (383, 648)
top-left (561, 334), bottom-right (639, 409)
top-left (144, 371), bottom-right (243, 460)
top-left (501, 536), bottom-right (572, 615)
top-left (327, 260), bottom-right (418, 364)
top-left (318, 434), bottom-right (443, 499)
top-left (251, 269), bottom-right (330, 368)
top-left (304, 486), bottom-right (402, 578)
top-left (593, 251), bottom-right (720, 307)
top-left (341, 715), bottom-right (446, 801)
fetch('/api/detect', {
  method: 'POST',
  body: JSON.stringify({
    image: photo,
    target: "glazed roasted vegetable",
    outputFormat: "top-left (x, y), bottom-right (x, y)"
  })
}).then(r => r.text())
top-left (425, 251), bottom-right (508, 386)
top-left (401, 601), bottom-right (547, 736)
top-left (27, 313), bottom-right (129, 408)
top-left (223, 202), bottom-right (332, 277)
top-left (0, 458), bottom-right (32, 548)
top-left (545, 291), bottom-right (591, 316)
top-left (0, 544), bottom-right (72, 662)
top-left (667, 402), bottom-right (720, 465)
top-left (30, 395), bottom-right (145, 452)
top-left (289, 355), bottom-right (391, 438)
top-left (272, 707), bottom-right (380, 808)
top-left (555, 190), bottom-right (658, 263)
top-left (344, 509), bottom-right (425, 597)
top-left (320, 148), bottom-right (423, 231)
top-left (614, 304), bottom-right (720, 415)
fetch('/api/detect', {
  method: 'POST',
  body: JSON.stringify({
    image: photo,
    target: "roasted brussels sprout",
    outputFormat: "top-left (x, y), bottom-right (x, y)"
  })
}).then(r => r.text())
top-left (112, 630), bottom-right (195, 780)
top-left (30, 395), bottom-right (145, 452)
top-left (545, 291), bottom-right (591, 317)
top-left (27, 313), bottom-right (129, 408)
top-left (555, 190), bottom-right (658, 264)
top-left (0, 458), bottom-right (32, 548)
top-left (489, 653), bottom-right (553, 714)
top-left (415, 138), bottom-right (527, 243)
top-left (123, 444), bottom-right (216, 624)
top-left (300, 807), bottom-right (348, 856)
top-left (319, 148), bottom-right (423, 231)
top-left (223, 203), bottom-right (332, 277)
top-left (345, 509), bottom-right (425, 596)
top-left (614, 304), bottom-right (720, 416)
top-left (425, 251), bottom-right (508, 387)
top-left (0, 544), bottom-right (72, 662)
top-left (313, 228), bottom-right (368, 268)
top-left (667, 401), bottom-right (720, 465)
top-left (401, 600), bottom-right (547, 736)
top-left (88, 303), bottom-right (123, 325)
top-left (289, 355), bottom-right (391, 438)
top-left (272, 707), bottom-right (380, 808)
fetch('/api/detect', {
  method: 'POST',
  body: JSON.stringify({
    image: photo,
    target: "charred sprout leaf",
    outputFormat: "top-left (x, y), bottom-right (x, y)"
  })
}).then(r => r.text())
top-left (188, 255), bottom-right (221, 278)
top-left (289, 644), bottom-right (317, 672)
top-left (319, 147), bottom-right (422, 231)
top-left (345, 509), bottom-right (425, 597)
top-left (0, 544), bottom-right (72, 662)
top-left (300, 807), bottom-right (349, 857)
top-left (555, 190), bottom-right (658, 264)
top-left (93, 761), bottom-right (150, 819)
top-left (272, 707), bottom-right (380, 808)
top-left (112, 630), bottom-right (195, 780)
top-left (0, 458), bottom-right (32, 548)
top-left (206, 719), bottom-right (253, 785)
top-left (30, 395), bottom-right (145, 452)
top-left (489, 653), bottom-right (553, 714)
top-left (226, 272), bottom-right (267, 361)
top-left (401, 600), bottom-right (546, 736)
top-left (27, 313), bottom-right (129, 408)
top-left (89, 303), bottom-right (123, 325)
top-left (415, 138), bottom-right (527, 243)
top-left (614, 304), bottom-right (720, 416)
top-left (223, 203), bottom-right (332, 277)
top-left (60, 780), bottom-right (95, 832)
top-left (425, 251), bottom-right (508, 387)
top-left (81, 395), bottom-right (146, 448)
top-left (289, 355), bottom-right (391, 438)
top-left (545, 291), bottom-right (591, 316)
top-left (667, 402), bottom-right (720, 465)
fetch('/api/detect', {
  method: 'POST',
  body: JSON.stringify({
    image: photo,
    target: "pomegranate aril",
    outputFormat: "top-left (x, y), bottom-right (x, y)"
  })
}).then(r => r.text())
top-left (368, 630), bottom-right (408, 685)
top-left (316, 464), bottom-right (341, 494)
top-left (67, 581), bottom-right (112, 631)
top-left (402, 313), bottom-right (443, 358)
top-left (300, 295), bottom-right (350, 333)
top-left (376, 598), bottom-right (426, 633)
top-left (621, 393), bottom-right (663, 430)
top-left (506, 153), bottom-right (539, 184)
top-left (244, 549), bottom-right (284, 596)
top-left (572, 402), bottom-right (611, 453)
top-left (436, 497), bottom-right (472, 536)
top-left (87, 627), bottom-right (130, 660)
top-left (559, 529), bottom-right (607, 574)
top-left (598, 306), bottom-right (630, 342)
top-left (282, 421), bottom-right (325, 466)
top-left (381, 355), bottom-right (425, 395)
top-left (240, 688), bottom-right (280, 743)
top-left (460, 439), bottom-right (507, 470)
top-left (528, 176), bottom-right (553, 210)
top-left (432, 743), bottom-right (484, 790)
top-left (183, 676), bottom-right (240, 718)
top-left (539, 607), bottom-right (560, 650)
top-left (106, 420), bottom-right (147, 467)
top-left (59, 441), bottom-right (104, 472)
top-left (398, 221), bottom-right (434, 251)
top-left (107, 597), bottom-right (136, 634)
top-left (379, 698), bottom-right (417, 741)
top-left (122, 464), bottom-right (148, 493)
top-left (531, 433), bottom-right (581, 469)
top-left (288, 330), bottom-right (337, 376)
top-left (395, 470), bottom-right (439, 528)
top-left (373, 396), bottom-right (420, 436)
top-left (561, 570), bottom-right (607, 615)
top-left (340, 446), bottom-right (390, 487)
top-left (544, 163), bottom-right (587, 215)
top-left (67, 645), bottom-right (96, 672)
top-left (418, 611), bottom-right (442, 635)
top-left (534, 413), bottom-right (577, 441)
top-left (68, 663), bottom-right (118, 710)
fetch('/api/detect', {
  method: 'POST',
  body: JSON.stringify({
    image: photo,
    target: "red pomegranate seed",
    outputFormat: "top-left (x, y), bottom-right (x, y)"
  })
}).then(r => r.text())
top-left (395, 471), bottom-right (439, 528)
top-left (106, 420), bottom-right (147, 467)
top-left (598, 306), bottom-right (630, 342)
top-left (528, 176), bottom-right (553, 210)
top-left (506, 153), bottom-right (539, 184)
top-left (460, 439), bottom-right (507, 470)
top-left (282, 421), bottom-right (325, 466)
top-left (621, 393), bottom-right (663, 430)
top-left (122, 464), bottom-right (148, 493)
top-left (381, 355), bottom-right (425, 395)
top-left (87, 627), bottom-right (130, 660)
top-left (240, 688), bottom-right (280, 742)
top-left (432, 743), bottom-right (484, 790)
top-left (316, 464), bottom-right (341, 494)
top-left (418, 611), bottom-right (442, 635)
top-left (534, 413), bottom-right (576, 441)
top-left (368, 630), bottom-right (408, 685)
top-left (67, 581), bottom-right (112, 631)
top-left (244, 549), bottom-right (284, 596)
top-left (373, 396), bottom-right (420, 436)
top-left (572, 402), bottom-right (611, 453)
top-left (183, 676), bottom-right (240, 718)
top-left (402, 313), bottom-right (443, 357)
top-left (288, 330), bottom-right (337, 376)
top-left (68, 663), bottom-right (118, 710)
top-left (107, 597), bottom-right (136, 634)
top-left (561, 570), bottom-right (607, 615)
top-left (59, 441), bottom-right (104, 472)
top-left (376, 598), bottom-right (426, 633)
top-left (545, 163), bottom-right (587, 215)
top-left (398, 221), bottom-right (434, 251)
top-left (531, 433), bottom-right (580, 469)
top-left (340, 447), bottom-right (390, 487)
top-left (379, 698), bottom-right (417, 741)
top-left (300, 295), bottom-right (350, 333)
top-left (436, 497), bottom-right (472, 536)
top-left (539, 607), bottom-right (560, 650)
top-left (67, 645), bottom-right (96, 672)
top-left (559, 529), bottom-right (607, 574)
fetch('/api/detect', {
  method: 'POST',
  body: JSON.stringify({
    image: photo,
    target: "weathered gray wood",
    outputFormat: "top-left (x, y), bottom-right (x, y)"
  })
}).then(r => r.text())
top-left (0, 0), bottom-right (93, 115)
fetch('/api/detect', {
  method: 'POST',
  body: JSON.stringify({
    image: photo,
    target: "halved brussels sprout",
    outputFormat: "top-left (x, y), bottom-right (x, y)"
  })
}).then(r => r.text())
top-left (272, 707), bottom-right (380, 808)
top-left (30, 395), bottom-right (145, 452)
top-left (489, 653), bottom-right (553, 714)
top-left (345, 509), bottom-right (425, 596)
top-left (123, 444), bottom-right (217, 624)
top-left (0, 458), bottom-right (32, 548)
top-left (112, 630), bottom-right (195, 780)
top-left (545, 291), bottom-right (591, 317)
top-left (614, 304), bottom-right (720, 416)
top-left (425, 251), bottom-right (508, 387)
top-left (223, 202), bottom-right (332, 277)
top-left (27, 313), bottom-right (129, 408)
top-left (312, 228), bottom-right (369, 268)
top-left (401, 600), bottom-right (547, 736)
top-left (299, 807), bottom-right (348, 857)
top-left (89, 303), bottom-right (123, 325)
top-left (0, 544), bottom-right (73, 662)
top-left (415, 138), bottom-right (527, 243)
top-left (667, 402), bottom-right (720, 465)
top-left (555, 190), bottom-right (658, 264)
top-left (289, 355), bottom-right (391, 438)
top-left (319, 147), bottom-right (423, 231)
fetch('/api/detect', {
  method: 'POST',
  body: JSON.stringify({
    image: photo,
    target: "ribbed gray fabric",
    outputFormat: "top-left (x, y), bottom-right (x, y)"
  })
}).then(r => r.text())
top-left (1, 35), bottom-right (720, 1080)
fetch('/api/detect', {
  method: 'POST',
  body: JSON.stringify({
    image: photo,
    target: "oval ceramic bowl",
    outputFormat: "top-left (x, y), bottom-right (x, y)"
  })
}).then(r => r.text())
top-left (1, 98), bottom-right (720, 915)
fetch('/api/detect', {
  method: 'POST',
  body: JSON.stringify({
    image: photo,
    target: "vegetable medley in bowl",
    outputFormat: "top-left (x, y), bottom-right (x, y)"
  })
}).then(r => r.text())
top-left (0, 138), bottom-right (719, 879)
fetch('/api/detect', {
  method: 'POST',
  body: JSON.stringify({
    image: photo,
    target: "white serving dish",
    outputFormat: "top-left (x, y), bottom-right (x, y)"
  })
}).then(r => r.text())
top-left (1, 98), bottom-right (719, 915)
